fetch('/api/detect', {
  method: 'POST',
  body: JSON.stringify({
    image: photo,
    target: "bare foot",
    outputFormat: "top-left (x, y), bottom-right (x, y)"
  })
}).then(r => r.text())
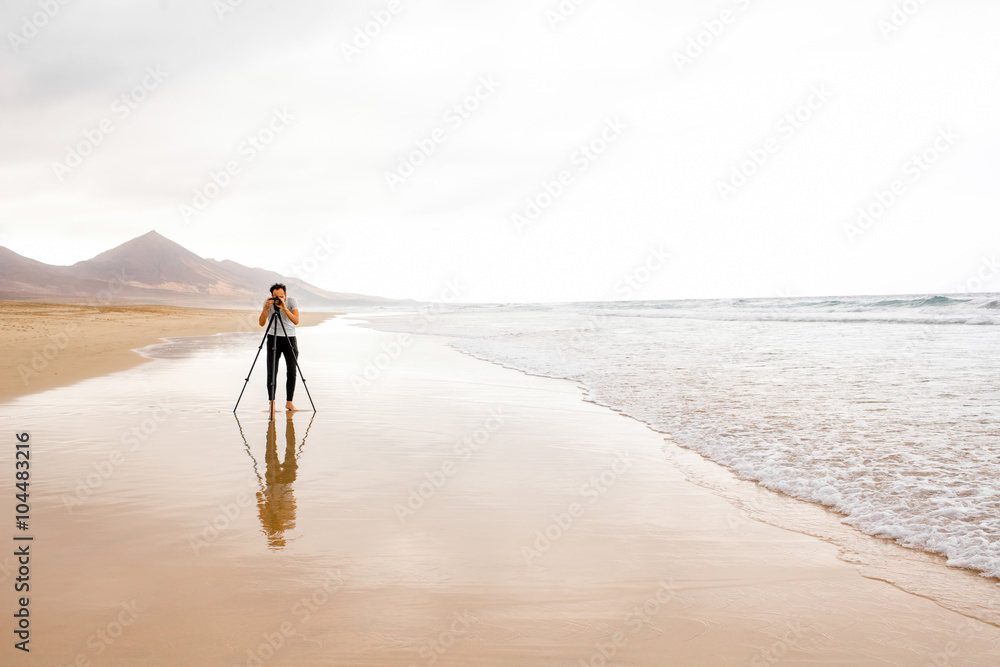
top-left (285, 402), bottom-right (298, 412)
top-left (268, 401), bottom-right (277, 420)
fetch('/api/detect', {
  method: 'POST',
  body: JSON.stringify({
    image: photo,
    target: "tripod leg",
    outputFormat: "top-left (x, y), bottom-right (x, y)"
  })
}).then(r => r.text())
top-left (269, 330), bottom-right (280, 420)
top-left (276, 312), bottom-right (317, 413)
top-left (234, 312), bottom-right (279, 413)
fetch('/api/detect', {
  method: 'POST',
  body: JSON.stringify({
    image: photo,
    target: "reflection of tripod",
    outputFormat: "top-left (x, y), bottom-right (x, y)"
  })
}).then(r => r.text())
top-left (233, 307), bottom-right (316, 417)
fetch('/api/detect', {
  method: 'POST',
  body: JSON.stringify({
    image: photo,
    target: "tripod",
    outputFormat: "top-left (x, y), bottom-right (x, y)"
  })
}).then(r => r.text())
top-left (233, 306), bottom-right (316, 418)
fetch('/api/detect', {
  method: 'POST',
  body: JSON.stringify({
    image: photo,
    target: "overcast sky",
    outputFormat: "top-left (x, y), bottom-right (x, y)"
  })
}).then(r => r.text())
top-left (2, 0), bottom-right (999, 302)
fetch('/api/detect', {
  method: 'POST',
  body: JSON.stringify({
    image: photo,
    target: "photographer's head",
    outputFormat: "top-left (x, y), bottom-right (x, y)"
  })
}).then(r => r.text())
top-left (269, 283), bottom-right (288, 309)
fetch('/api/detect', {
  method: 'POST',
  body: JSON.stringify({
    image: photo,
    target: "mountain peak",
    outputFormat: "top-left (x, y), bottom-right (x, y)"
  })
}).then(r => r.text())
top-left (71, 230), bottom-right (212, 287)
top-left (84, 230), bottom-right (191, 261)
top-left (124, 229), bottom-right (179, 247)
top-left (0, 231), bottom-right (397, 307)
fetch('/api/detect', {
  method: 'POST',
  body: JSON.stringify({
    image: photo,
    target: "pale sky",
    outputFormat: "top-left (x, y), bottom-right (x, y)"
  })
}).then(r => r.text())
top-left (2, 0), bottom-right (999, 303)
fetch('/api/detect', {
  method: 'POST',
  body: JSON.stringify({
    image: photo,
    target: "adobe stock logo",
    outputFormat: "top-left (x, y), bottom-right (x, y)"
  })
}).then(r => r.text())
top-left (878, 0), bottom-right (932, 40)
top-left (717, 84), bottom-right (833, 201)
top-left (545, 0), bottom-right (589, 30)
top-left (51, 66), bottom-right (169, 181)
top-left (673, 0), bottom-right (754, 73)
top-left (520, 451), bottom-right (632, 566)
top-left (614, 246), bottom-right (669, 299)
top-left (179, 107), bottom-right (295, 223)
top-left (340, 0), bottom-right (410, 62)
top-left (384, 76), bottom-right (500, 192)
top-left (844, 125), bottom-right (958, 244)
top-left (512, 117), bottom-right (628, 234)
top-left (8, 0), bottom-right (72, 54)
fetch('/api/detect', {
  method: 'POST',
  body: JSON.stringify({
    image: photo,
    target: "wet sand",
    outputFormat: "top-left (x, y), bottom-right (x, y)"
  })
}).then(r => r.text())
top-left (1, 318), bottom-right (998, 665)
top-left (0, 301), bottom-right (338, 403)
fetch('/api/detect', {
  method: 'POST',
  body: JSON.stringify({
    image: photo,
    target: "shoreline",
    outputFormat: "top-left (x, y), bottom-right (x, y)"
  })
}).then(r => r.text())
top-left (462, 345), bottom-right (1000, 625)
top-left (350, 313), bottom-right (1000, 629)
top-left (0, 301), bottom-right (339, 404)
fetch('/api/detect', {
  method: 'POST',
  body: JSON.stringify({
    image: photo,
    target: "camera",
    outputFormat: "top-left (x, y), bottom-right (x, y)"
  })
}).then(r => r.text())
top-left (271, 295), bottom-right (283, 309)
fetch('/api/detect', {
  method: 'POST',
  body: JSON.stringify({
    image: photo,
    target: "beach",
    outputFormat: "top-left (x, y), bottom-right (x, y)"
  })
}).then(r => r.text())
top-left (0, 302), bottom-right (338, 404)
top-left (1, 310), bottom-right (998, 665)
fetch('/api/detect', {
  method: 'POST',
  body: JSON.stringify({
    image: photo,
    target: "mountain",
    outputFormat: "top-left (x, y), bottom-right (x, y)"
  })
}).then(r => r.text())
top-left (0, 231), bottom-right (402, 308)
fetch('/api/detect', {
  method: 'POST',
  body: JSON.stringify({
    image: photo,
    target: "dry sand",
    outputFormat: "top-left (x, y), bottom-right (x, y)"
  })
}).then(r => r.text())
top-left (0, 301), bottom-right (338, 403)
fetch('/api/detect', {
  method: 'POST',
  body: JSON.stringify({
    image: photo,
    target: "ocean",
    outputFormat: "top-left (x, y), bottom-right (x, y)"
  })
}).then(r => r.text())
top-left (359, 293), bottom-right (1000, 589)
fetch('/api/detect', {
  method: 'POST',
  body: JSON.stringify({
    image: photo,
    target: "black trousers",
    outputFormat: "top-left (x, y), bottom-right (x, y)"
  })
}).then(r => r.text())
top-left (265, 335), bottom-right (298, 401)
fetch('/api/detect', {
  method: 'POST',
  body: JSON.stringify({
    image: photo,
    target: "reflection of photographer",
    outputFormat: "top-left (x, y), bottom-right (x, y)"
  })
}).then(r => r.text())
top-left (257, 413), bottom-right (299, 549)
top-left (258, 283), bottom-right (301, 416)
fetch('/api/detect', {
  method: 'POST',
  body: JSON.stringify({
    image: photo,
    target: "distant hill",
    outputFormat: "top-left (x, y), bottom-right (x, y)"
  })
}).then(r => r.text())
top-left (0, 230), bottom-right (403, 309)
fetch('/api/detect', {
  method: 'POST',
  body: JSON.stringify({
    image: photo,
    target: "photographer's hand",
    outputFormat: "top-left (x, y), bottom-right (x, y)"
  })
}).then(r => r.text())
top-left (259, 298), bottom-right (273, 327)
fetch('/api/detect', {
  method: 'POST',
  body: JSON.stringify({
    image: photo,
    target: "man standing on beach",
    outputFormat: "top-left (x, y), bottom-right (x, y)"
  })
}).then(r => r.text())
top-left (259, 283), bottom-right (300, 417)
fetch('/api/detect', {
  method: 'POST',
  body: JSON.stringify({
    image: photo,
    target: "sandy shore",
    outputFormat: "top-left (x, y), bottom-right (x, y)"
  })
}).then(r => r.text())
top-left (0, 301), bottom-right (338, 403)
top-left (3, 318), bottom-right (999, 665)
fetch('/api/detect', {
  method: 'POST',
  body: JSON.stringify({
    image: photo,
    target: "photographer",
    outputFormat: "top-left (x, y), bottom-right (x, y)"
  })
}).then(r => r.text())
top-left (259, 283), bottom-right (301, 416)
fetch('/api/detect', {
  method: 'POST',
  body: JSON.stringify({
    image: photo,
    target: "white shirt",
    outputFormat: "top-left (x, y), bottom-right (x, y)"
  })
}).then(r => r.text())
top-left (265, 295), bottom-right (298, 337)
